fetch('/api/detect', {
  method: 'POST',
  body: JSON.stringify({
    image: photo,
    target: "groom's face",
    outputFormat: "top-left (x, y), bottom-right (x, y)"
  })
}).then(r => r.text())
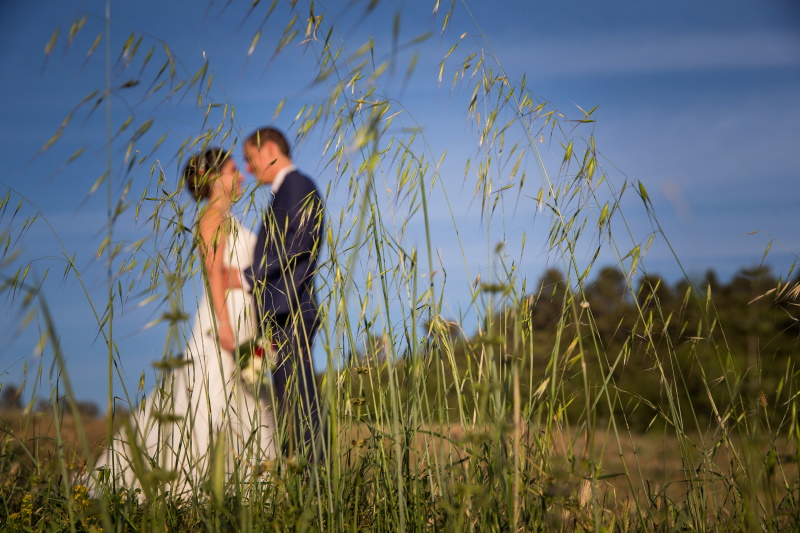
top-left (244, 142), bottom-right (277, 185)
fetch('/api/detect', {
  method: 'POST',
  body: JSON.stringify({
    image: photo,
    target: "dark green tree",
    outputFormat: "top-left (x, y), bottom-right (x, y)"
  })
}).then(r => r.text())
top-left (584, 266), bottom-right (634, 343)
top-left (530, 267), bottom-right (569, 330)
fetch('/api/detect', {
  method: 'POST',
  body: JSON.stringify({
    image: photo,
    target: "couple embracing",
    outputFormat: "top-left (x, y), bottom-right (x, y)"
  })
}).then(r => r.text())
top-left (94, 127), bottom-right (325, 496)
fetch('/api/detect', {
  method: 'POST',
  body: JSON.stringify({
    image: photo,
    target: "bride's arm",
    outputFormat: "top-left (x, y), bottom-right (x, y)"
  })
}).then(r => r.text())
top-left (199, 208), bottom-right (237, 353)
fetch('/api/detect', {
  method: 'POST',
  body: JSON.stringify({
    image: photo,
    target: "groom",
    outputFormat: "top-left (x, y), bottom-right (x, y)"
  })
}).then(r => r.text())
top-left (231, 127), bottom-right (325, 460)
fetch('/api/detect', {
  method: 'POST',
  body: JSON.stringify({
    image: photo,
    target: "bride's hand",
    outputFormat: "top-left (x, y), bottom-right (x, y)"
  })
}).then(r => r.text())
top-left (218, 323), bottom-right (237, 353)
top-left (222, 265), bottom-right (244, 290)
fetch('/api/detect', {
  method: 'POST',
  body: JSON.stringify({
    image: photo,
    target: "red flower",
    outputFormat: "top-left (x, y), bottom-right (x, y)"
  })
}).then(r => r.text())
top-left (254, 345), bottom-right (265, 359)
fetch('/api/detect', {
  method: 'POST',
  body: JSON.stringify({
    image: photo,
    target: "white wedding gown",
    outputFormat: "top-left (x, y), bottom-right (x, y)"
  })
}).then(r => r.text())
top-left (93, 217), bottom-right (276, 497)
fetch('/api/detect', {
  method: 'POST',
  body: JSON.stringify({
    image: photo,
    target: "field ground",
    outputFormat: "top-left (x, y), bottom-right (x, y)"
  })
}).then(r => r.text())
top-left (342, 419), bottom-right (799, 512)
top-left (4, 408), bottom-right (796, 514)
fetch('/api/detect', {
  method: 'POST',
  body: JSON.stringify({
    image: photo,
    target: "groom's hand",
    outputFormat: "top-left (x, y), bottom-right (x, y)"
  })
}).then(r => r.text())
top-left (222, 265), bottom-right (244, 290)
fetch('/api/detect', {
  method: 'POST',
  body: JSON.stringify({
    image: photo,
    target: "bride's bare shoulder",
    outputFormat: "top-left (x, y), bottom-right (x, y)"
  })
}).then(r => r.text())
top-left (196, 205), bottom-right (230, 256)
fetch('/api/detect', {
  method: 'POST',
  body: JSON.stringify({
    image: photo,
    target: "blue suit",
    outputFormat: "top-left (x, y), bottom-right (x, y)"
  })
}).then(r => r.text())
top-left (244, 169), bottom-right (324, 458)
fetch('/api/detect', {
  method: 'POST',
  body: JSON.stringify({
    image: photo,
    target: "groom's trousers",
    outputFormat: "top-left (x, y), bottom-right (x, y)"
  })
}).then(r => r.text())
top-left (268, 313), bottom-right (325, 462)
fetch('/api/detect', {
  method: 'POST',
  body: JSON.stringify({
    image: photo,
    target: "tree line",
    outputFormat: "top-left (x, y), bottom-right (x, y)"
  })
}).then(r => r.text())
top-left (482, 263), bottom-right (800, 428)
top-left (348, 262), bottom-right (800, 430)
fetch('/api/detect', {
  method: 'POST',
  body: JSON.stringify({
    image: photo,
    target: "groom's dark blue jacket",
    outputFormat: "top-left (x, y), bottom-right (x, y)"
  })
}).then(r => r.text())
top-left (245, 169), bottom-right (324, 330)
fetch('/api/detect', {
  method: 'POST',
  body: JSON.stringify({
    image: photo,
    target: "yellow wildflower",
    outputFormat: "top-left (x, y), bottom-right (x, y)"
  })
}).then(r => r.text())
top-left (73, 484), bottom-right (90, 512)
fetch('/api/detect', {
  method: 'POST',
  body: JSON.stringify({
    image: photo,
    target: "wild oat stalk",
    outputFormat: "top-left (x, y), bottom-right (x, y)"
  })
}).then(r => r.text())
top-left (1, 1), bottom-right (798, 531)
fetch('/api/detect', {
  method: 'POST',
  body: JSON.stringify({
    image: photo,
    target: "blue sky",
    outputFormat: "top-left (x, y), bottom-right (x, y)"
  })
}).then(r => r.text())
top-left (1, 0), bottom-right (799, 407)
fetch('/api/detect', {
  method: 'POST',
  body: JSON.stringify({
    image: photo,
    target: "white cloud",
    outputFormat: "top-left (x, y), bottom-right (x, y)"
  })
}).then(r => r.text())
top-left (499, 30), bottom-right (800, 77)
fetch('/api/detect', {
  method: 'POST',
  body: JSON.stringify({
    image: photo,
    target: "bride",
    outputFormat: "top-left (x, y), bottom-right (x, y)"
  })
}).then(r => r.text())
top-left (93, 148), bottom-right (276, 497)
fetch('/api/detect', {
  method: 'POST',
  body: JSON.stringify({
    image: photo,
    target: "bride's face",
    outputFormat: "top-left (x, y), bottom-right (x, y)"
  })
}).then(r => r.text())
top-left (215, 159), bottom-right (244, 201)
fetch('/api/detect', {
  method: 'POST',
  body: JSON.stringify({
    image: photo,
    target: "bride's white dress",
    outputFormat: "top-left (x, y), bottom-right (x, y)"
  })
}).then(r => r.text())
top-left (94, 217), bottom-right (276, 496)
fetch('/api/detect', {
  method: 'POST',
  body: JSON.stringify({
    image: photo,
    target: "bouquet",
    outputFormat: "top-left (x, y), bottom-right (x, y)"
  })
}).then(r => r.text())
top-left (235, 335), bottom-right (278, 388)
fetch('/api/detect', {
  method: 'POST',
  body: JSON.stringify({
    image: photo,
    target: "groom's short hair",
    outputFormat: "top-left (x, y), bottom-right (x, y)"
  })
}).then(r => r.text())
top-left (246, 127), bottom-right (291, 158)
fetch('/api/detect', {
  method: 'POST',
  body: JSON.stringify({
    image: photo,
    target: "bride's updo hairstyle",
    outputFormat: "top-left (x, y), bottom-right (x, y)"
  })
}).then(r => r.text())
top-left (183, 147), bottom-right (230, 200)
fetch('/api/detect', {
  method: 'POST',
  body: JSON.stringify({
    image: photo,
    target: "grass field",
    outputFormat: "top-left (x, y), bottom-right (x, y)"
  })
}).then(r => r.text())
top-left (2, 404), bottom-right (799, 530)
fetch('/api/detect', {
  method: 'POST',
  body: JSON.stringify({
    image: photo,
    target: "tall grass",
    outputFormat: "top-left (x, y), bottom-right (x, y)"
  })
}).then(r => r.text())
top-left (1, 1), bottom-right (798, 531)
